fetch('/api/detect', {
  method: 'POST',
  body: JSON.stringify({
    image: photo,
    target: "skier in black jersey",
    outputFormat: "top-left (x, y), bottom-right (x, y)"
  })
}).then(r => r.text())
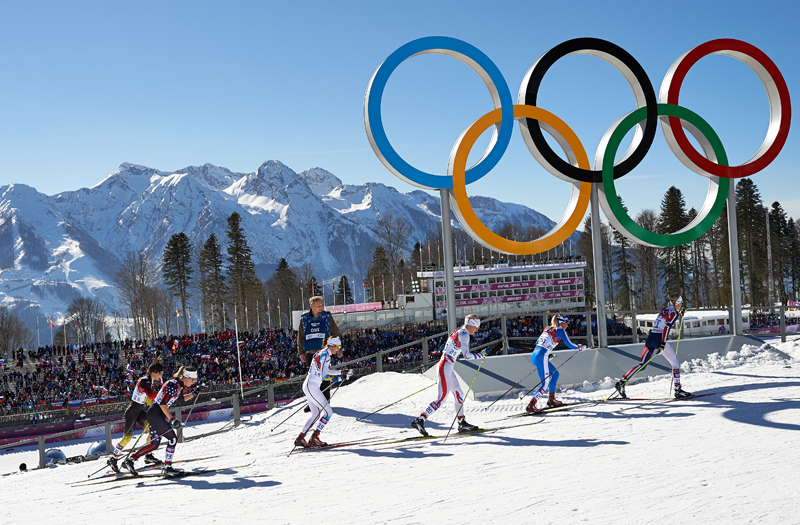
top-left (122, 366), bottom-right (198, 477)
top-left (107, 361), bottom-right (164, 473)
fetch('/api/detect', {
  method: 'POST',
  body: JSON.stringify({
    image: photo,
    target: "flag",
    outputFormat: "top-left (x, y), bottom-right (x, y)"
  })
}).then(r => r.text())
top-left (188, 308), bottom-right (192, 319)
top-left (75, 317), bottom-right (80, 326)
top-left (176, 308), bottom-right (181, 317)
top-left (68, 399), bottom-right (83, 409)
top-left (126, 364), bottom-right (134, 375)
top-left (51, 400), bottom-right (64, 409)
top-left (49, 318), bottom-right (55, 328)
top-left (266, 300), bottom-right (270, 313)
top-left (172, 340), bottom-right (179, 351)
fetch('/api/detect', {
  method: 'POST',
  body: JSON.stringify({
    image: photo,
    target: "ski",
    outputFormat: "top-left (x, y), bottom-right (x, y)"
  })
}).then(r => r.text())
top-left (77, 461), bottom-right (255, 486)
top-left (494, 401), bottom-right (592, 421)
top-left (370, 418), bottom-right (546, 447)
top-left (74, 455), bottom-right (224, 485)
top-left (288, 436), bottom-right (384, 455)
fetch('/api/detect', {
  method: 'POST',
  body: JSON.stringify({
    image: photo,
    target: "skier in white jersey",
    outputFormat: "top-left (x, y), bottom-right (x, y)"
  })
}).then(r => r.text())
top-left (411, 314), bottom-right (487, 437)
top-left (295, 337), bottom-right (351, 448)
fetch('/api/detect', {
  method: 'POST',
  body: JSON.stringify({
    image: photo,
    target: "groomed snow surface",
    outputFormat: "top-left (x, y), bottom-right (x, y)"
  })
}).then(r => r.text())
top-left (3, 339), bottom-right (800, 524)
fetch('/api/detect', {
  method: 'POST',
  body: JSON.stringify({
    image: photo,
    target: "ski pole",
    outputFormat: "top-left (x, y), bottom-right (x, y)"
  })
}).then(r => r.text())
top-left (288, 379), bottom-right (346, 455)
top-left (356, 384), bottom-right (434, 421)
top-left (271, 381), bottom-right (336, 432)
top-left (483, 370), bottom-right (536, 411)
top-left (443, 356), bottom-right (485, 444)
top-left (176, 388), bottom-right (203, 441)
top-left (606, 350), bottom-right (658, 401)
top-left (670, 313), bottom-right (686, 397)
top-left (521, 353), bottom-right (577, 399)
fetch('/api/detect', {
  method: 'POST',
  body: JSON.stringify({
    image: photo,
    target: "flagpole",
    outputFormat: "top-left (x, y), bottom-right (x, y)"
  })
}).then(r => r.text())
top-left (37, 318), bottom-right (40, 348)
top-left (245, 303), bottom-right (249, 332)
top-left (234, 317), bottom-right (244, 400)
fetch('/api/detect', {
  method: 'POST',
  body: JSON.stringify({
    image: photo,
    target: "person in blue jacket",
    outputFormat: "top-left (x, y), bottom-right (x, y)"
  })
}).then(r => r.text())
top-left (526, 315), bottom-right (584, 413)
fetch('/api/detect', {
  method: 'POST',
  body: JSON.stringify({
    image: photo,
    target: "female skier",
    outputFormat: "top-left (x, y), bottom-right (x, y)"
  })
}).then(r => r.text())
top-left (295, 336), bottom-right (351, 448)
top-left (411, 314), bottom-right (487, 436)
top-left (107, 361), bottom-right (164, 473)
top-left (615, 294), bottom-right (690, 399)
top-left (526, 315), bottom-right (585, 414)
top-left (123, 365), bottom-right (198, 477)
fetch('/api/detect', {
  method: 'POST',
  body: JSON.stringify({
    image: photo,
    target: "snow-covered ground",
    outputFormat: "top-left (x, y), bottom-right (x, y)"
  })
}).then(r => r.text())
top-left (2, 338), bottom-right (800, 524)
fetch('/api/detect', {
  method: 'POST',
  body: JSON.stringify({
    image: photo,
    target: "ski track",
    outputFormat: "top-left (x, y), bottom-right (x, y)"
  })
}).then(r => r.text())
top-left (1, 339), bottom-right (800, 524)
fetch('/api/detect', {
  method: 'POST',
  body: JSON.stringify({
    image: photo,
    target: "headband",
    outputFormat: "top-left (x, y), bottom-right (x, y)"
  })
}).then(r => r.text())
top-left (183, 369), bottom-right (198, 379)
top-left (465, 318), bottom-right (481, 328)
top-left (327, 337), bottom-right (342, 347)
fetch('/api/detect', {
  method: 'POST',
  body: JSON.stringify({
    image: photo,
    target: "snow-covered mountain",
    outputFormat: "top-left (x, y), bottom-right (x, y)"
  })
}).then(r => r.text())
top-left (0, 160), bottom-right (571, 327)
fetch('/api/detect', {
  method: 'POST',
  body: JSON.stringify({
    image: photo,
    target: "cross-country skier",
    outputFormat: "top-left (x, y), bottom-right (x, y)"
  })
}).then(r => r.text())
top-left (107, 361), bottom-right (164, 473)
top-left (615, 294), bottom-right (690, 399)
top-left (298, 296), bottom-right (341, 412)
top-left (122, 366), bottom-right (198, 477)
top-left (526, 315), bottom-right (585, 414)
top-left (295, 337), bottom-right (351, 448)
top-left (411, 314), bottom-right (486, 437)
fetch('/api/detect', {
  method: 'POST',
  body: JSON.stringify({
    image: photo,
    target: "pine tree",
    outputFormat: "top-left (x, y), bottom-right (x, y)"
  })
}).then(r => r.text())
top-left (612, 197), bottom-right (638, 311)
top-left (162, 232), bottom-right (193, 335)
top-left (225, 212), bottom-right (261, 329)
top-left (736, 179), bottom-right (767, 305)
top-left (198, 234), bottom-right (227, 332)
top-left (577, 216), bottom-right (596, 306)
top-left (788, 218), bottom-right (800, 302)
top-left (768, 202), bottom-right (790, 303)
top-left (657, 186), bottom-right (691, 300)
top-left (336, 275), bottom-right (354, 304)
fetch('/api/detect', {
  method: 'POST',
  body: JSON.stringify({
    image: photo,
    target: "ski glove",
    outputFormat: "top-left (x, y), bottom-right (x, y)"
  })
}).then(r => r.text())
top-left (478, 350), bottom-right (489, 358)
top-left (169, 418), bottom-right (183, 430)
top-left (578, 344), bottom-right (585, 352)
top-left (679, 305), bottom-right (686, 316)
top-left (346, 369), bottom-right (354, 380)
top-left (657, 343), bottom-right (665, 354)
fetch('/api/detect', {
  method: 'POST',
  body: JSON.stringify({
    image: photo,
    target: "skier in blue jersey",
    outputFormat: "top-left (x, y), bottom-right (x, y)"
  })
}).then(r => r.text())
top-left (526, 315), bottom-right (584, 414)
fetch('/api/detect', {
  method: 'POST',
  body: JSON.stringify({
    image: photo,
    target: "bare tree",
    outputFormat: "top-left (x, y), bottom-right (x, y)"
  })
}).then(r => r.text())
top-left (633, 209), bottom-right (661, 310)
top-left (374, 213), bottom-right (413, 296)
top-left (0, 305), bottom-right (33, 360)
top-left (114, 250), bottom-right (159, 339)
top-left (65, 297), bottom-right (106, 345)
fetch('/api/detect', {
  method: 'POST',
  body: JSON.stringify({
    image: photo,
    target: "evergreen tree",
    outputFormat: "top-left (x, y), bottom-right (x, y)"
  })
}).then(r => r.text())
top-left (336, 275), bottom-right (354, 304)
top-left (789, 218), bottom-right (800, 302)
top-left (225, 212), bottom-right (261, 329)
top-left (657, 186), bottom-right (691, 300)
top-left (198, 234), bottom-right (227, 332)
top-left (612, 197), bottom-right (638, 311)
top-left (162, 232), bottom-right (193, 335)
top-left (768, 202), bottom-right (790, 303)
top-left (577, 216), bottom-right (596, 306)
top-left (736, 179), bottom-right (767, 305)
top-left (367, 245), bottom-right (391, 302)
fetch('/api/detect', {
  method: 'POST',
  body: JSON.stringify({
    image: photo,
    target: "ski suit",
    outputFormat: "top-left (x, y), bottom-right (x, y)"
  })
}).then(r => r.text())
top-left (132, 379), bottom-right (188, 465)
top-left (301, 347), bottom-right (343, 434)
top-left (530, 326), bottom-right (581, 399)
top-left (420, 327), bottom-right (482, 420)
top-left (111, 376), bottom-right (158, 458)
top-left (622, 305), bottom-right (683, 385)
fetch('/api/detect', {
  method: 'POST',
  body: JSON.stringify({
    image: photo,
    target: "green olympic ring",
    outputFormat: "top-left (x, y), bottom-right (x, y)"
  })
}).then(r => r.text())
top-left (598, 103), bottom-right (730, 248)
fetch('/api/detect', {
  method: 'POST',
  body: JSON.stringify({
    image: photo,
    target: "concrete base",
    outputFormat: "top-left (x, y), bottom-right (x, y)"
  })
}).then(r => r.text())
top-left (423, 335), bottom-right (787, 399)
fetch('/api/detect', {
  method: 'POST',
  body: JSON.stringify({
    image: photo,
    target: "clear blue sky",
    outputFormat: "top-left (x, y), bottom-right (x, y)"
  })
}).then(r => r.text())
top-left (0, 0), bottom-right (797, 226)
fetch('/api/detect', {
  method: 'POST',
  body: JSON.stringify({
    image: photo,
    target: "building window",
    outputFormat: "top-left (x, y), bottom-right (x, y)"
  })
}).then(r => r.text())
top-left (514, 275), bottom-right (521, 281)
top-left (505, 276), bottom-right (512, 282)
top-left (480, 292), bottom-right (488, 298)
top-left (471, 278), bottom-right (479, 285)
top-left (545, 273), bottom-right (552, 279)
top-left (489, 277), bottom-right (496, 284)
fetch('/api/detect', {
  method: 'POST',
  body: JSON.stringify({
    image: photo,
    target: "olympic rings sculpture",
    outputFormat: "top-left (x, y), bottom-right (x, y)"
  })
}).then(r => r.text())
top-left (364, 36), bottom-right (791, 254)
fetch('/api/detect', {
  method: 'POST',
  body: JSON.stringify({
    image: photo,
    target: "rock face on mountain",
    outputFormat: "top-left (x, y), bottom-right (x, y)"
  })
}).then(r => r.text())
top-left (0, 160), bottom-right (566, 324)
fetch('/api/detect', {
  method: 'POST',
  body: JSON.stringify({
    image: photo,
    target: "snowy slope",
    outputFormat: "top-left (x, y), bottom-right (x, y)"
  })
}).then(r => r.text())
top-left (2, 339), bottom-right (799, 524)
top-left (0, 159), bottom-right (579, 328)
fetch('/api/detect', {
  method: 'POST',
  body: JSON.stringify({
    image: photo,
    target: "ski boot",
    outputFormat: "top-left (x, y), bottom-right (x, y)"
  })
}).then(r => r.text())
top-left (411, 417), bottom-right (428, 437)
top-left (121, 457), bottom-right (138, 477)
top-left (107, 456), bottom-right (121, 474)
top-left (309, 431), bottom-right (328, 447)
top-left (614, 380), bottom-right (628, 399)
top-left (546, 394), bottom-right (564, 408)
top-left (303, 406), bottom-right (311, 413)
top-left (525, 398), bottom-right (542, 414)
top-left (673, 385), bottom-right (693, 399)
top-left (457, 418), bottom-right (479, 433)
top-left (162, 465), bottom-right (184, 478)
top-left (144, 453), bottom-right (162, 465)
top-left (294, 433), bottom-right (310, 448)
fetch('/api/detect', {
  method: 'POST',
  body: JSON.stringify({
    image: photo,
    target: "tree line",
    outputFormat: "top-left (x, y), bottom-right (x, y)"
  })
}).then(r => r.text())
top-left (578, 179), bottom-right (800, 311)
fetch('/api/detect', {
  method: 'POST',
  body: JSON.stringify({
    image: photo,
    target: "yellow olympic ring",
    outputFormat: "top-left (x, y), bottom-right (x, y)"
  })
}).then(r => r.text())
top-left (449, 105), bottom-right (592, 255)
